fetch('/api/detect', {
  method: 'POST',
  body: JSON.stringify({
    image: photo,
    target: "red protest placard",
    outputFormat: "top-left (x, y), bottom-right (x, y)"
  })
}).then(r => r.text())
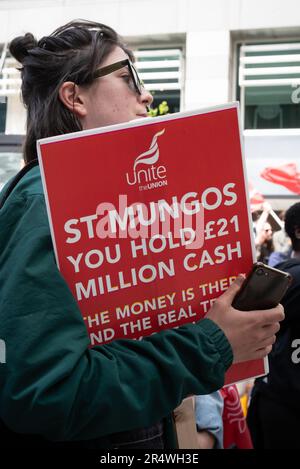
top-left (37, 103), bottom-right (267, 385)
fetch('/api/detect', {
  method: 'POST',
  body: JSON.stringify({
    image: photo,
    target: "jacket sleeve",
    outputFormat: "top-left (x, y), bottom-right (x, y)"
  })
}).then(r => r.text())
top-left (195, 392), bottom-right (224, 449)
top-left (0, 194), bottom-right (233, 441)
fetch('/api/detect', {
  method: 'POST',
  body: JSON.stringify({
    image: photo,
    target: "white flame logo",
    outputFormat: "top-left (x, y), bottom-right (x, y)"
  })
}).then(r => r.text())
top-left (133, 129), bottom-right (165, 171)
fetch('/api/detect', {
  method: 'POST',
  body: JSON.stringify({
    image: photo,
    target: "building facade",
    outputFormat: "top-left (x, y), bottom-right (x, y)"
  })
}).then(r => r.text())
top-left (0, 0), bottom-right (300, 207)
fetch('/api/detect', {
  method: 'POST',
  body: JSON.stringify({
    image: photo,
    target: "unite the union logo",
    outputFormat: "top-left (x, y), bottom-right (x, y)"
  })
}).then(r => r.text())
top-left (125, 129), bottom-right (168, 191)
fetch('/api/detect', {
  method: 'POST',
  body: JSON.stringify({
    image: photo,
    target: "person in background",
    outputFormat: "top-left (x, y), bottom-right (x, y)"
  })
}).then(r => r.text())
top-left (255, 221), bottom-right (274, 264)
top-left (195, 392), bottom-right (224, 449)
top-left (252, 202), bottom-right (271, 238)
top-left (253, 202), bottom-right (274, 264)
top-left (195, 385), bottom-right (253, 449)
top-left (247, 202), bottom-right (300, 449)
top-left (273, 211), bottom-right (291, 252)
top-left (268, 211), bottom-right (292, 267)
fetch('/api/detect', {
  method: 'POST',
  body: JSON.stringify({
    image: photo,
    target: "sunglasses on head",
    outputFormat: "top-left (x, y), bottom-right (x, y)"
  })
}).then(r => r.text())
top-left (92, 59), bottom-right (144, 95)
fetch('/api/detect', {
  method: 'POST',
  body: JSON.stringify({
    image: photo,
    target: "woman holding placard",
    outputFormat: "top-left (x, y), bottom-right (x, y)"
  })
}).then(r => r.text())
top-left (0, 20), bottom-right (283, 448)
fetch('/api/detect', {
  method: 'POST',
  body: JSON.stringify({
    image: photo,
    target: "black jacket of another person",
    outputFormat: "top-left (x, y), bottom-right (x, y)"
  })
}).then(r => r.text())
top-left (252, 258), bottom-right (300, 406)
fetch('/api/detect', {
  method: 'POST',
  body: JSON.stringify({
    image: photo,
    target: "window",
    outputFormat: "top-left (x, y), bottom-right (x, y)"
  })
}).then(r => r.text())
top-left (238, 42), bottom-right (300, 129)
top-left (135, 48), bottom-right (183, 114)
top-left (0, 43), bottom-right (21, 133)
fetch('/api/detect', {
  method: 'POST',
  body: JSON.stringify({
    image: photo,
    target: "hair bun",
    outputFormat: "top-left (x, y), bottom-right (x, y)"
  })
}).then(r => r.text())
top-left (9, 33), bottom-right (38, 63)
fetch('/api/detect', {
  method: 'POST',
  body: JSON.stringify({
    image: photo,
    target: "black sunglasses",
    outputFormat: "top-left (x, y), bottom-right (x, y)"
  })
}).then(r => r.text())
top-left (92, 59), bottom-right (143, 95)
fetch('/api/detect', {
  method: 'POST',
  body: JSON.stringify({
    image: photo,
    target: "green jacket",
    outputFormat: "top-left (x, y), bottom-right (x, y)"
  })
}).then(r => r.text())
top-left (0, 165), bottom-right (233, 448)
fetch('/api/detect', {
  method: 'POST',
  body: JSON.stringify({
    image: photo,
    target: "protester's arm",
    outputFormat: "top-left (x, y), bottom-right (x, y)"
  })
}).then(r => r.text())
top-left (0, 195), bottom-right (233, 441)
top-left (196, 430), bottom-right (216, 449)
top-left (195, 392), bottom-right (224, 449)
top-left (255, 202), bottom-right (271, 246)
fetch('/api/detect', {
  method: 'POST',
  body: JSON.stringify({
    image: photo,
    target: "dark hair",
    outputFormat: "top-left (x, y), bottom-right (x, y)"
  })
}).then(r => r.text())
top-left (9, 19), bottom-right (133, 163)
top-left (285, 202), bottom-right (300, 251)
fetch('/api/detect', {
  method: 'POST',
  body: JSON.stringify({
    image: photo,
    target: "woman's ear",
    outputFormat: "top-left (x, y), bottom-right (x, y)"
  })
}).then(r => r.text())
top-left (295, 227), bottom-right (300, 240)
top-left (58, 82), bottom-right (87, 118)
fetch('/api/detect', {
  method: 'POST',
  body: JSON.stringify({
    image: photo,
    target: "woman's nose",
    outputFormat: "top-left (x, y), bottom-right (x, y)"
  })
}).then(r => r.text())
top-left (140, 87), bottom-right (153, 107)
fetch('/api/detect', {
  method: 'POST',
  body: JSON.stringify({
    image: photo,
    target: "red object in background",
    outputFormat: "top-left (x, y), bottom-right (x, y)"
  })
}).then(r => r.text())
top-left (248, 181), bottom-right (265, 213)
top-left (261, 162), bottom-right (300, 194)
top-left (221, 385), bottom-right (253, 449)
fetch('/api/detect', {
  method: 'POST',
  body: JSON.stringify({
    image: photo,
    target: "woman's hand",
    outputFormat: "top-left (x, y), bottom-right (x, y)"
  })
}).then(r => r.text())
top-left (206, 276), bottom-right (284, 363)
